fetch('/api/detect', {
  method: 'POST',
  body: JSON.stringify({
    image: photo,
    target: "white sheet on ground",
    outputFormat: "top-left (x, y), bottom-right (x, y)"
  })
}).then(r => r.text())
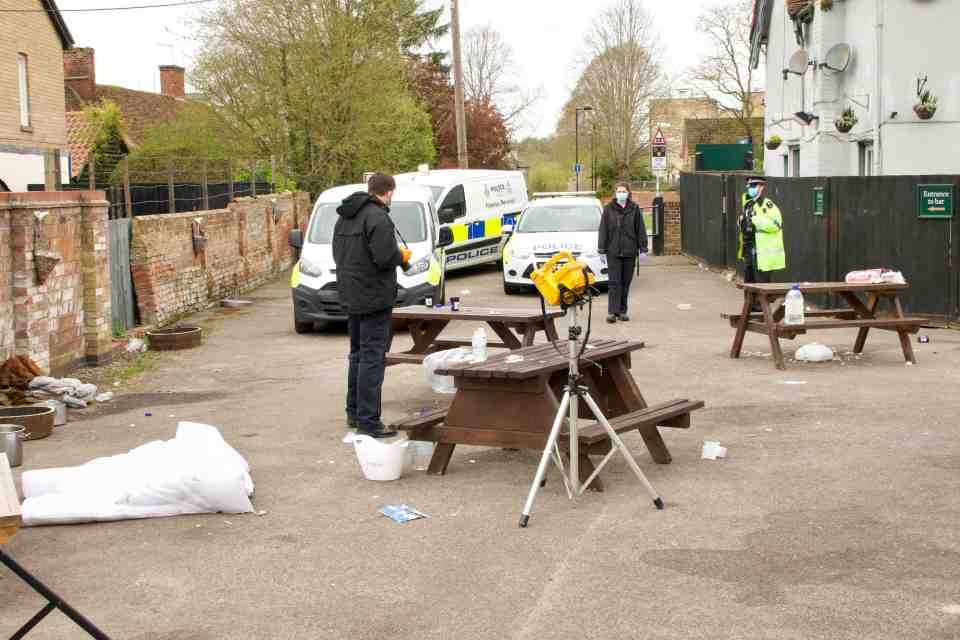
top-left (21, 422), bottom-right (254, 526)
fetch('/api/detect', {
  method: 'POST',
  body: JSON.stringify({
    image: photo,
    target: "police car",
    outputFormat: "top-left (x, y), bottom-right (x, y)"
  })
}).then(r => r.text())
top-left (501, 192), bottom-right (608, 294)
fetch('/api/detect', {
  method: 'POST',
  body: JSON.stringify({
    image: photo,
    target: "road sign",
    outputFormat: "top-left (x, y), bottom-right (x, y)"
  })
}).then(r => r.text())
top-left (651, 127), bottom-right (668, 173)
top-left (573, 163), bottom-right (583, 175)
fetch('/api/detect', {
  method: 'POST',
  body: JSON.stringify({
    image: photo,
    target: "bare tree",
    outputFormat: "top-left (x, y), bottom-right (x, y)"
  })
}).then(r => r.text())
top-left (576, 0), bottom-right (665, 177)
top-left (688, 0), bottom-right (761, 141)
top-left (462, 24), bottom-right (543, 137)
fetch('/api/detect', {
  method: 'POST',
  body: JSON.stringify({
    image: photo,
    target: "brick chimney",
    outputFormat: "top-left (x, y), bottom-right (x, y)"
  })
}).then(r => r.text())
top-left (159, 65), bottom-right (185, 99)
top-left (63, 47), bottom-right (96, 102)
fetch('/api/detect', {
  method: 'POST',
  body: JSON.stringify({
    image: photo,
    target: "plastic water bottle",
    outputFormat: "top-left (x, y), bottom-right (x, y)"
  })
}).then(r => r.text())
top-left (785, 285), bottom-right (805, 325)
top-left (472, 327), bottom-right (488, 362)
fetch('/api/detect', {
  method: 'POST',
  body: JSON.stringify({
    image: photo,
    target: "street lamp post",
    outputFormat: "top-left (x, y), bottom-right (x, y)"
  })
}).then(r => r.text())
top-left (575, 106), bottom-right (593, 191)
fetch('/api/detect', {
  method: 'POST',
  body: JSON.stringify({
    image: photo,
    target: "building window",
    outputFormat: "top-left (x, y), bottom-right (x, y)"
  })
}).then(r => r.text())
top-left (790, 146), bottom-right (800, 177)
top-left (783, 155), bottom-right (789, 178)
top-left (17, 53), bottom-right (30, 130)
top-left (859, 142), bottom-right (874, 176)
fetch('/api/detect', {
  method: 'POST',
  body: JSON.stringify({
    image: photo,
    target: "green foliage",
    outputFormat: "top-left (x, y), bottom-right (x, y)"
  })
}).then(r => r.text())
top-left (134, 103), bottom-right (246, 163)
top-left (527, 161), bottom-right (569, 194)
top-left (190, 0), bottom-right (444, 196)
top-left (78, 99), bottom-right (128, 185)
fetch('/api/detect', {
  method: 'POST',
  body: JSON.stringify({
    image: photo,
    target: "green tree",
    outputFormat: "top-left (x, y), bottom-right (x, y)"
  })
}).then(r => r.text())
top-left (190, 0), bottom-right (443, 195)
top-left (77, 99), bottom-right (128, 185)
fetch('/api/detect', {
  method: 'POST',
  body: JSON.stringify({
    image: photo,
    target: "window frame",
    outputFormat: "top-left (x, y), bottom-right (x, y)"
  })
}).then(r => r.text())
top-left (17, 52), bottom-right (31, 132)
top-left (790, 145), bottom-right (800, 177)
top-left (858, 142), bottom-right (874, 176)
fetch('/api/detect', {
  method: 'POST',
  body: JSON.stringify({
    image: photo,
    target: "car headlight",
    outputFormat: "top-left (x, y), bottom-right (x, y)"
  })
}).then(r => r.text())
top-left (512, 246), bottom-right (532, 261)
top-left (299, 257), bottom-right (323, 277)
top-left (404, 256), bottom-right (431, 276)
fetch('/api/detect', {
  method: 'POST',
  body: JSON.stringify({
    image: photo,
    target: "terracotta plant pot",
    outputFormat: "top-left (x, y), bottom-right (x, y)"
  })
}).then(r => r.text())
top-left (914, 105), bottom-right (936, 120)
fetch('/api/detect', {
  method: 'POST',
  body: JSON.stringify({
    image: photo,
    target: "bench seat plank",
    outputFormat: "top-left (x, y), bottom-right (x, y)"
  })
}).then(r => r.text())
top-left (563, 399), bottom-right (705, 446)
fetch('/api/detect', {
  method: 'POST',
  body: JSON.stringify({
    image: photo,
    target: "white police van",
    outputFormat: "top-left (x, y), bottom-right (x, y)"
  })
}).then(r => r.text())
top-left (500, 192), bottom-right (608, 294)
top-left (288, 183), bottom-right (452, 332)
top-left (394, 167), bottom-right (529, 271)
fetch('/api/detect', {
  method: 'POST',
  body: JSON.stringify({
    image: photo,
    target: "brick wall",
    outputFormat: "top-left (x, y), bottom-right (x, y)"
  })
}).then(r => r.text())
top-left (132, 192), bottom-right (310, 326)
top-left (0, 0), bottom-right (68, 151)
top-left (0, 191), bottom-right (112, 374)
top-left (631, 191), bottom-right (682, 256)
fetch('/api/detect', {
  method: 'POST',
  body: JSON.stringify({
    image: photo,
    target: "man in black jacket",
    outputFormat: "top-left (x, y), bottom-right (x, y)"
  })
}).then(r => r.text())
top-left (333, 173), bottom-right (411, 438)
top-left (598, 183), bottom-right (648, 323)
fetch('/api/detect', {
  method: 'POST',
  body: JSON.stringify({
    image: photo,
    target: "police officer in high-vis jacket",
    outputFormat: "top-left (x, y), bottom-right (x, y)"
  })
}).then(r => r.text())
top-left (738, 176), bottom-right (785, 284)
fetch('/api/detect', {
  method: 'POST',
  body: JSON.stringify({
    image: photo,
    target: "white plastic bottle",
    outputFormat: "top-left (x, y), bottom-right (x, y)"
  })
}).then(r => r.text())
top-left (784, 285), bottom-right (805, 325)
top-left (472, 327), bottom-right (488, 362)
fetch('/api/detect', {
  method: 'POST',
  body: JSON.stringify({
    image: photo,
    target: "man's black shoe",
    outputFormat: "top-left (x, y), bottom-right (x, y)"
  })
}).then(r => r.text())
top-left (618, 314), bottom-right (630, 322)
top-left (357, 423), bottom-right (399, 439)
top-left (347, 416), bottom-right (358, 429)
top-left (606, 314), bottom-right (618, 323)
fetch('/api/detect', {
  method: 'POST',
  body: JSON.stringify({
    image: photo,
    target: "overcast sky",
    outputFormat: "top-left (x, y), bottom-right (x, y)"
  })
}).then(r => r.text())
top-left (57, 0), bottom-right (715, 137)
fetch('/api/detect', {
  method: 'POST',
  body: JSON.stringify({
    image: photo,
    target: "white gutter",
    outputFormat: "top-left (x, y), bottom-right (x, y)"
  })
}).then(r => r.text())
top-left (873, 0), bottom-right (884, 175)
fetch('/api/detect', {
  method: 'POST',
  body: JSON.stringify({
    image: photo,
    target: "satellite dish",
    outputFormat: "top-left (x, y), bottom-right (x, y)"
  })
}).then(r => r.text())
top-left (823, 43), bottom-right (852, 72)
top-left (787, 49), bottom-right (810, 76)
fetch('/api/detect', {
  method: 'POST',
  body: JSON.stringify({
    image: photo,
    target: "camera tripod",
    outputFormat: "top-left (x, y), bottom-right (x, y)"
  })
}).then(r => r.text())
top-left (519, 301), bottom-right (663, 528)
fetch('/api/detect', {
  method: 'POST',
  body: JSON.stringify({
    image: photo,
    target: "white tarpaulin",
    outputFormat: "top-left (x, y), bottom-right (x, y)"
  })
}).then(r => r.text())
top-left (21, 422), bottom-right (254, 526)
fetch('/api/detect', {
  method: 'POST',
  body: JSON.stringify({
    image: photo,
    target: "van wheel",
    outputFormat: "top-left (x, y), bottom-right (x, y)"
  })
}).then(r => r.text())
top-left (294, 317), bottom-right (314, 334)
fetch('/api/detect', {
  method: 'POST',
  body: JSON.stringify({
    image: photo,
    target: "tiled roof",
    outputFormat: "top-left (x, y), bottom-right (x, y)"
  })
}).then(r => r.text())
top-left (64, 111), bottom-right (96, 178)
top-left (64, 85), bottom-right (187, 177)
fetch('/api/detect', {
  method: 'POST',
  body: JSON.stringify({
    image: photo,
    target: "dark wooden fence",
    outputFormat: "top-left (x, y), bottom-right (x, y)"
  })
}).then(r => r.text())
top-left (680, 172), bottom-right (960, 320)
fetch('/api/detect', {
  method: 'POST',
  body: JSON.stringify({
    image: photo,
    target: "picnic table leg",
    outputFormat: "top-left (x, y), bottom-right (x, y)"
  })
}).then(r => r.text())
top-left (730, 291), bottom-right (754, 359)
top-left (544, 317), bottom-right (560, 342)
top-left (409, 320), bottom-right (450, 353)
top-left (577, 452), bottom-right (604, 492)
top-left (759, 294), bottom-right (786, 370)
top-left (848, 293), bottom-right (879, 353)
top-left (892, 296), bottom-right (917, 364)
top-left (487, 322), bottom-right (524, 349)
top-left (427, 443), bottom-right (456, 476)
top-left (605, 358), bottom-right (673, 464)
top-left (521, 324), bottom-right (537, 347)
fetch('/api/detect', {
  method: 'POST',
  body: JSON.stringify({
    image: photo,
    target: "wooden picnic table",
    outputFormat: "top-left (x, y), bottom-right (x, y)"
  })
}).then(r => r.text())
top-left (386, 306), bottom-right (562, 366)
top-left (725, 281), bottom-right (927, 370)
top-left (391, 339), bottom-right (703, 491)
top-left (0, 453), bottom-right (19, 545)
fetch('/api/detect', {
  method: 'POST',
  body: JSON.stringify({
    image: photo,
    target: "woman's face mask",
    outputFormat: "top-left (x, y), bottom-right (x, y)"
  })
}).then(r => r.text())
top-left (747, 186), bottom-right (760, 200)
top-left (615, 191), bottom-right (628, 204)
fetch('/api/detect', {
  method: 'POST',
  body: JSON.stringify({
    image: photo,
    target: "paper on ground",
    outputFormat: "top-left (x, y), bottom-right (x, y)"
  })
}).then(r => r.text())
top-left (701, 441), bottom-right (727, 460)
top-left (20, 421), bottom-right (254, 526)
top-left (378, 504), bottom-right (430, 523)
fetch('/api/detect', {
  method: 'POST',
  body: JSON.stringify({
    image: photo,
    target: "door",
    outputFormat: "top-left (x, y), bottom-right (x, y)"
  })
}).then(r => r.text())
top-left (109, 218), bottom-right (137, 333)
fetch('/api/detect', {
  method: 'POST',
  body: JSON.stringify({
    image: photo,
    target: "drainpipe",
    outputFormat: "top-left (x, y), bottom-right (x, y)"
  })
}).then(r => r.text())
top-left (873, 0), bottom-right (884, 175)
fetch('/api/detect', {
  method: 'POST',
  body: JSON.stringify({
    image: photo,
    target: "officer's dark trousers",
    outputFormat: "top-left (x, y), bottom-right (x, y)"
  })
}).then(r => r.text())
top-left (607, 255), bottom-right (637, 315)
top-left (744, 246), bottom-right (773, 284)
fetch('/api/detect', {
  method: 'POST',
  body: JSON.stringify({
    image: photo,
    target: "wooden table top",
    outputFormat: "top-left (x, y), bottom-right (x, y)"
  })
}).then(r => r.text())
top-left (738, 281), bottom-right (909, 295)
top-left (435, 338), bottom-right (644, 380)
top-left (0, 453), bottom-right (21, 545)
top-left (392, 306), bottom-right (564, 323)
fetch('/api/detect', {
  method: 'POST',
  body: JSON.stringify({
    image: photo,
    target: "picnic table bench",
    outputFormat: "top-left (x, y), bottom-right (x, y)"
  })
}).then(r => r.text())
top-left (0, 453), bottom-right (112, 638)
top-left (386, 306), bottom-right (562, 366)
top-left (390, 339), bottom-right (704, 491)
top-left (725, 282), bottom-right (927, 370)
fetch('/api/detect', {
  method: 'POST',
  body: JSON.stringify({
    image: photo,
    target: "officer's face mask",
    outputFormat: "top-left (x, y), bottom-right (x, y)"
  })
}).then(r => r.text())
top-left (747, 186), bottom-right (760, 200)
top-left (615, 191), bottom-right (628, 205)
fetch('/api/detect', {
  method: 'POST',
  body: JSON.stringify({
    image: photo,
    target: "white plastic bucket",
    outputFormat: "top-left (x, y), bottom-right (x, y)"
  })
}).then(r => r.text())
top-left (353, 435), bottom-right (409, 481)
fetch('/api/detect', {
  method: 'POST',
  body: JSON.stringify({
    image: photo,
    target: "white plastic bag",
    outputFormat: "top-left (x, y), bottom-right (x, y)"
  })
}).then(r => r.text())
top-left (795, 342), bottom-right (834, 363)
top-left (422, 348), bottom-right (474, 394)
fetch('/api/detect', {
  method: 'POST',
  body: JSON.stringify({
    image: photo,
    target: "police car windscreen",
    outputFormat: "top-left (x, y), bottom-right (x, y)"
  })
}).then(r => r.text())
top-left (516, 205), bottom-right (601, 233)
top-left (309, 202), bottom-right (428, 244)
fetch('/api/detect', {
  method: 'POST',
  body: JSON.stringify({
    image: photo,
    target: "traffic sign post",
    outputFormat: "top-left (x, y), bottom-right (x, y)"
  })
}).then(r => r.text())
top-left (651, 127), bottom-right (668, 196)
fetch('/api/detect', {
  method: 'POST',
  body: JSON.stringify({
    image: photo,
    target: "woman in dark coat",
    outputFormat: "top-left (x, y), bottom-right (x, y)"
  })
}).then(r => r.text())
top-left (598, 183), bottom-right (648, 323)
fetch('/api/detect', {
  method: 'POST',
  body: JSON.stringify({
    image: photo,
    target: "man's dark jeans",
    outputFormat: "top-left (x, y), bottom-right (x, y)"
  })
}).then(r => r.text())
top-left (607, 255), bottom-right (637, 315)
top-left (346, 308), bottom-right (392, 430)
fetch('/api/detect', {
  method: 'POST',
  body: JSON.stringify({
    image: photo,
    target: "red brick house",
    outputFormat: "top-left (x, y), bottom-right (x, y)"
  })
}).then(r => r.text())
top-left (63, 47), bottom-right (189, 180)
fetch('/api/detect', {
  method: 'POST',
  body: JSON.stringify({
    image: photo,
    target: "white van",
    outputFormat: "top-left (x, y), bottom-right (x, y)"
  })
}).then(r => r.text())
top-left (394, 168), bottom-right (529, 270)
top-left (288, 183), bottom-right (452, 332)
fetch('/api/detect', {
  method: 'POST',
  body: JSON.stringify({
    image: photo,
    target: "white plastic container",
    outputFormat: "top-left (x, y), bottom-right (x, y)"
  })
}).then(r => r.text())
top-left (353, 435), bottom-right (409, 481)
top-left (784, 285), bottom-right (805, 325)
top-left (407, 441), bottom-right (435, 471)
top-left (472, 327), bottom-right (488, 362)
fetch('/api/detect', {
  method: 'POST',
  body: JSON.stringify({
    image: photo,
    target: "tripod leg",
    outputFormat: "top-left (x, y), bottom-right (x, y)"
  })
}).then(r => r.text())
top-left (581, 392), bottom-right (664, 510)
top-left (520, 391), bottom-right (571, 528)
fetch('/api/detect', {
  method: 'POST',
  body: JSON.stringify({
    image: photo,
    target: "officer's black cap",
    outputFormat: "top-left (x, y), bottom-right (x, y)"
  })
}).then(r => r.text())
top-left (746, 175), bottom-right (767, 185)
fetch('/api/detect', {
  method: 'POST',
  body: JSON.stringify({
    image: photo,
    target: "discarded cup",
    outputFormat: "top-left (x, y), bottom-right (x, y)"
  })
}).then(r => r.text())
top-left (701, 441), bottom-right (727, 460)
top-left (919, 335), bottom-right (930, 344)
top-left (424, 296), bottom-right (433, 307)
top-left (450, 297), bottom-right (461, 312)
